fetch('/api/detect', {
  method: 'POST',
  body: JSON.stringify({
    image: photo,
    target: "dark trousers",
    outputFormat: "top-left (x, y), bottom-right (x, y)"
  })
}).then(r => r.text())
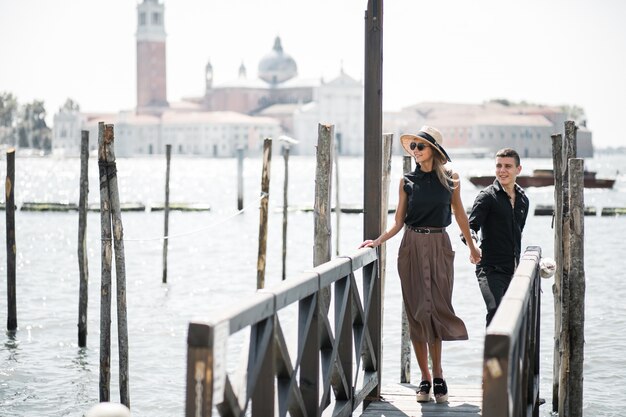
top-left (476, 265), bottom-right (514, 326)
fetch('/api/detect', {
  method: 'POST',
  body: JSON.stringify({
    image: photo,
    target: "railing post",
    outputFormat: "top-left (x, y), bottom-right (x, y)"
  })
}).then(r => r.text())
top-left (335, 274), bottom-right (353, 403)
top-left (251, 317), bottom-right (275, 417)
top-left (299, 293), bottom-right (320, 416)
top-left (185, 323), bottom-right (215, 417)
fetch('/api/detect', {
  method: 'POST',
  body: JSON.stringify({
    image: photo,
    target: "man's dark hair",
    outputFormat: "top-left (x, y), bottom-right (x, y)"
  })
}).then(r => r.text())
top-left (495, 148), bottom-right (521, 167)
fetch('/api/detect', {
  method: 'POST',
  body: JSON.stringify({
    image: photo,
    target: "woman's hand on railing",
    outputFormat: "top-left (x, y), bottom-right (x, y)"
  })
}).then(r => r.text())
top-left (359, 239), bottom-right (378, 249)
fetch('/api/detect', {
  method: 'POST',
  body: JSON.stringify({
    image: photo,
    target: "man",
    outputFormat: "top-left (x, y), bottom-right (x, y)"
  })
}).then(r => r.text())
top-left (467, 148), bottom-right (529, 326)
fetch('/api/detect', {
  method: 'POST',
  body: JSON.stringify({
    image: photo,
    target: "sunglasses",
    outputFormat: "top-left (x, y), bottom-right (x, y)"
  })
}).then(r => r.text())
top-left (410, 142), bottom-right (429, 151)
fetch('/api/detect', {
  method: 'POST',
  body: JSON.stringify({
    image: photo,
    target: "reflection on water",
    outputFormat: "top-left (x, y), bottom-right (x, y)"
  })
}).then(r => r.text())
top-left (0, 154), bottom-right (625, 416)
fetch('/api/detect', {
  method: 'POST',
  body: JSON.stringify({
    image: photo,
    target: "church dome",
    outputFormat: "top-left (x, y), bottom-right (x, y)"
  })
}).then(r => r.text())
top-left (258, 37), bottom-right (297, 85)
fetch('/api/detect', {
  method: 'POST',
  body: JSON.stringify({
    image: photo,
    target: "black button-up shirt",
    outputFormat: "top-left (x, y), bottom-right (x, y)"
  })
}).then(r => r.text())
top-left (403, 166), bottom-right (452, 228)
top-left (468, 180), bottom-right (529, 273)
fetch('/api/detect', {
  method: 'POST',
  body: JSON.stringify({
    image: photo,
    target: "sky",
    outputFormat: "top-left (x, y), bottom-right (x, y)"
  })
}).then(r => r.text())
top-left (1, 0), bottom-right (625, 148)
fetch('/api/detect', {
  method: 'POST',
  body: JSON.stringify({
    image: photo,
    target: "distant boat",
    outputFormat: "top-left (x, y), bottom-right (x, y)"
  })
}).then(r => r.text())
top-left (468, 169), bottom-right (616, 189)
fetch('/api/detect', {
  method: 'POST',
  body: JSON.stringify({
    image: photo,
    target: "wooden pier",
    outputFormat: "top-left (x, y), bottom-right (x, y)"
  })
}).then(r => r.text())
top-left (361, 383), bottom-right (482, 416)
top-left (184, 245), bottom-right (543, 417)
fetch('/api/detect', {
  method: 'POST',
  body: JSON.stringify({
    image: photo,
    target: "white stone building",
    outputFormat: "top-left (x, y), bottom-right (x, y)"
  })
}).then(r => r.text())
top-left (51, 0), bottom-right (363, 158)
top-left (383, 101), bottom-right (594, 158)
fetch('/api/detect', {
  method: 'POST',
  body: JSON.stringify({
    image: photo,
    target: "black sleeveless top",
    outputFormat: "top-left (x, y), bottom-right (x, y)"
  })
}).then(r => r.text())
top-left (403, 165), bottom-right (452, 228)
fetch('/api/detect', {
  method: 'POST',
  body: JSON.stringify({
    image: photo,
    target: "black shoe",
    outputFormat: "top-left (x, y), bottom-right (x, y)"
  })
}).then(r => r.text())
top-left (433, 378), bottom-right (448, 403)
top-left (416, 380), bottom-right (431, 402)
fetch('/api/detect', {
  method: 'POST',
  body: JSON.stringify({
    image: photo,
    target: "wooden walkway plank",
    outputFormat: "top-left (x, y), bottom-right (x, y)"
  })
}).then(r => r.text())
top-left (360, 383), bottom-right (482, 417)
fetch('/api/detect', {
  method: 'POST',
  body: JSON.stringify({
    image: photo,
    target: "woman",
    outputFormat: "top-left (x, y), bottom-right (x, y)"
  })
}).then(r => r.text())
top-left (360, 126), bottom-right (481, 403)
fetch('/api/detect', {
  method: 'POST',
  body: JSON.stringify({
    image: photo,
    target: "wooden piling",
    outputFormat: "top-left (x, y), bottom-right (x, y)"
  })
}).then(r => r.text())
top-left (78, 131), bottom-right (89, 346)
top-left (334, 140), bottom-right (341, 256)
top-left (281, 143), bottom-right (290, 281)
top-left (550, 133), bottom-right (563, 412)
top-left (400, 155), bottom-right (412, 383)
top-left (256, 138), bottom-right (272, 289)
top-left (98, 122), bottom-right (130, 408)
top-left (558, 121), bottom-right (577, 417)
top-left (98, 122), bottom-right (113, 402)
top-left (380, 133), bottom-right (393, 304)
top-left (314, 123), bottom-right (334, 311)
top-left (567, 158), bottom-right (585, 417)
top-left (162, 144), bottom-right (171, 284)
top-left (5, 148), bottom-right (17, 331)
top-left (364, 0), bottom-right (384, 401)
top-left (237, 147), bottom-right (244, 211)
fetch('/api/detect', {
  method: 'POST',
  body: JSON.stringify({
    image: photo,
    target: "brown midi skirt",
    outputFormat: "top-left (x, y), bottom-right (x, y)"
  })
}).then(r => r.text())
top-left (397, 228), bottom-right (468, 343)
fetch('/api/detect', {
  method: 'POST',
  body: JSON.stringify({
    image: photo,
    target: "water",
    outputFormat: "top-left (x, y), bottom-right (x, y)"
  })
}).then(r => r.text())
top-left (0, 153), bottom-right (625, 416)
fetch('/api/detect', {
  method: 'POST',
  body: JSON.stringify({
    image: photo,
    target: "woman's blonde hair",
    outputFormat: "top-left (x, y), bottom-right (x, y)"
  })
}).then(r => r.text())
top-left (432, 152), bottom-right (458, 192)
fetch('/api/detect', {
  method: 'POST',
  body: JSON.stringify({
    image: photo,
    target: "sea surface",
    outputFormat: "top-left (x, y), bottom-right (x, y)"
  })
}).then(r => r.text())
top-left (0, 152), bottom-right (625, 416)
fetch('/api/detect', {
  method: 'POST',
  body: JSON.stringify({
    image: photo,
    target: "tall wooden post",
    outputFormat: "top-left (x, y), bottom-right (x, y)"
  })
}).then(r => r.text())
top-left (281, 144), bottom-right (290, 281)
top-left (78, 131), bottom-right (90, 347)
top-left (400, 155), bottom-right (412, 383)
top-left (237, 147), bottom-right (244, 211)
top-left (98, 122), bottom-right (113, 402)
top-left (98, 122), bottom-right (130, 408)
top-left (256, 138), bottom-right (272, 289)
top-left (550, 133), bottom-right (563, 412)
top-left (380, 133), bottom-right (393, 303)
top-left (5, 148), bottom-right (17, 331)
top-left (314, 123), bottom-right (334, 311)
top-left (163, 144), bottom-right (172, 284)
top-left (558, 121), bottom-right (577, 417)
top-left (567, 158), bottom-right (585, 417)
top-left (363, 0), bottom-right (384, 401)
top-left (334, 137), bottom-right (341, 256)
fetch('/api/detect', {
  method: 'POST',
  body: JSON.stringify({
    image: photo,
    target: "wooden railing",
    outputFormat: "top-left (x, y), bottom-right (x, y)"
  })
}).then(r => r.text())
top-left (185, 247), bottom-right (380, 417)
top-left (482, 246), bottom-right (543, 417)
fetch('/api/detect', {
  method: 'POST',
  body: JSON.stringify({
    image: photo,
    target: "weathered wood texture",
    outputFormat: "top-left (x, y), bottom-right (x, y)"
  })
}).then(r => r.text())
top-left (78, 131), bottom-right (89, 346)
top-left (567, 158), bottom-right (585, 417)
top-left (360, 383), bottom-right (482, 417)
top-left (558, 121), bottom-right (577, 417)
top-left (314, 123), bottom-right (334, 267)
top-left (400, 155), bottom-right (412, 383)
top-left (98, 122), bottom-right (113, 402)
top-left (5, 147), bottom-right (17, 331)
top-left (185, 248), bottom-right (380, 417)
top-left (314, 123), bottom-right (334, 312)
top-left (256, 138), bottom-right (272, 289)
top-left (162, 144), bottom-right (171, 284)
top-left (379, 133), bottom-right (393, 292)
top-left (98, 122), bottom-right (130, 408)
top-left (550, 133), bottom-right (563, 412)
top-left (236, 147), bottom-right (244, 210)
top-left (363, 0), bottom-right (384, 402)
top-left (482, 246), bottom-right (542, 417)
top-left (334, 139), bottom-right (341, 256)
top-left (281, 144), bottom-right (290, 280)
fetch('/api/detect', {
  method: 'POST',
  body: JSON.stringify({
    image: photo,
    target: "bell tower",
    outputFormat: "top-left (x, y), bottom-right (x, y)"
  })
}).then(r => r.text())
top-left (136, 0), bottom-right (168, 113)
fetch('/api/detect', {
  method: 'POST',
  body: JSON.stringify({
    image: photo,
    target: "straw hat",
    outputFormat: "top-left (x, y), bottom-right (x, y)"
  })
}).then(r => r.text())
top-left (400, 126), bottom-right (451, 163)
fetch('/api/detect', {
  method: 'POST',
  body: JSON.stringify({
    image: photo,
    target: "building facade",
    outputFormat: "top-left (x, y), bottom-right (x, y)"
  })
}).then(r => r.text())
top-left (383, 101), bottom-right (593, 158)
top-left (52, 0), bottom-right (364, 158)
